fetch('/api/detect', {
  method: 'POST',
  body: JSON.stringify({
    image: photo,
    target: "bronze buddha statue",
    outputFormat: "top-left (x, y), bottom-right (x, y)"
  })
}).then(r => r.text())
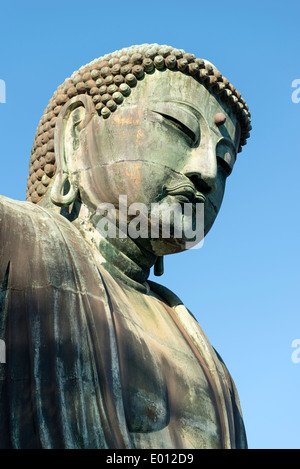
top-left (0, 44), bottom-right (251, 449)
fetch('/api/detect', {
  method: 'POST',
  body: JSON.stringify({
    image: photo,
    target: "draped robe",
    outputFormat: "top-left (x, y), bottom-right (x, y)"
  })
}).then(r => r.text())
top-left (0, 195), bottom-right (247, 449)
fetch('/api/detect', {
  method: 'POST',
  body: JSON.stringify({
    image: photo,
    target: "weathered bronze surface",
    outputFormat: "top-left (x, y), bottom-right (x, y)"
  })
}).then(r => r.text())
top-left (0, 44), bottom-right (250, 449)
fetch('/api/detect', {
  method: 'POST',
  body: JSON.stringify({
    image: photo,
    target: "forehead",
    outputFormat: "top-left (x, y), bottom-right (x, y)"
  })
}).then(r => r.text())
top-left (123, 69), bottom-right (240, 149)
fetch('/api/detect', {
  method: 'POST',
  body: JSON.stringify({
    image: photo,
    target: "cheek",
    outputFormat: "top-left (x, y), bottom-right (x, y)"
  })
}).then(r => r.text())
top-left (204, 172), bottom-right (227, 235)
top-left (80, 161), bottom-right (177, 210)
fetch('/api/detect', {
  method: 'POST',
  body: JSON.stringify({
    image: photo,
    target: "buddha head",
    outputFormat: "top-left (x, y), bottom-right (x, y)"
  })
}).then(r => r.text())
top-left (26, 44), bottom-right (251, 259)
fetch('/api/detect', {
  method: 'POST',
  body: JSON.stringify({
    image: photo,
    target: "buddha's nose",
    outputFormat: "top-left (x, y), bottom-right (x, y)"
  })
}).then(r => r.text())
top-left (183, 143), bottom-right (217, 195)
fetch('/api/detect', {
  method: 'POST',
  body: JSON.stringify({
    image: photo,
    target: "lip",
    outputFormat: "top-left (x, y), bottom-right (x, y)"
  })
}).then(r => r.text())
top-left (164, 182), bottom-right (206, 204)
top-left (194, 192), bottom-right (206, 203)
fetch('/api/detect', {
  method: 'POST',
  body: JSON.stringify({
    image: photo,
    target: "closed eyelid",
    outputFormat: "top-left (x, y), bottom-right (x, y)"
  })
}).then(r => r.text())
top-left (217, 137), bottom-right (237, 156)
top-left (216, 138), bottom-right (237, 175)
top-left (149, 102), bottom-right (200, 144)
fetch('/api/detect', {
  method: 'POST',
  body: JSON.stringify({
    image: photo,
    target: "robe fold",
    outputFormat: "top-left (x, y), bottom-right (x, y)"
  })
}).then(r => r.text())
top-left (0, 195), bottom-right (247, 449)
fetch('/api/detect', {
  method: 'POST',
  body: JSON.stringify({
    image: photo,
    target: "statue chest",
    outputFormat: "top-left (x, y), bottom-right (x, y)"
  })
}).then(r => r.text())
top-left (112, 287), bottom-right (222, 449)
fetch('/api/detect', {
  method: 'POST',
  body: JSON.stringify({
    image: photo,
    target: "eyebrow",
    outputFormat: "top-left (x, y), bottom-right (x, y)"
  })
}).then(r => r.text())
top-left (165, 99), bottom-right (201, 118)
top-left (149, 100), bottom-right (200, 144)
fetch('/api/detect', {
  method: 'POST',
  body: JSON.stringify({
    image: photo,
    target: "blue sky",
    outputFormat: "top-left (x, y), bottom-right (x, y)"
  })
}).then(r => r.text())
top-left (1, 0), bottom-right (300, 449)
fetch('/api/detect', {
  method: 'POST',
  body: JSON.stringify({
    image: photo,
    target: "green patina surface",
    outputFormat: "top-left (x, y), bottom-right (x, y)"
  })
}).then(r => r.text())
top-left (0, 44), bottom-right (249, 449)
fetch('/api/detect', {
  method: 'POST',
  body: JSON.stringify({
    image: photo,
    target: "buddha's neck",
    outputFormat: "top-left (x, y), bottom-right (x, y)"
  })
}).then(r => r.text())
top-left (73, 203), bottom-right (157, 290)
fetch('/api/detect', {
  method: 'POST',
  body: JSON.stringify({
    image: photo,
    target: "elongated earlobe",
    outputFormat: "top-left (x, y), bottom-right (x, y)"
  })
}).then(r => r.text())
top-left (50, 94), bottom-right (96, 207)
top-left (50, 172), bottom-right (78, 207)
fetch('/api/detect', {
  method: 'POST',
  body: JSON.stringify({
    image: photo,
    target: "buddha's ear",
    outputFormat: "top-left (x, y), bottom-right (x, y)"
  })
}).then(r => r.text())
top-left (50, 94), bottom-right (96, 207)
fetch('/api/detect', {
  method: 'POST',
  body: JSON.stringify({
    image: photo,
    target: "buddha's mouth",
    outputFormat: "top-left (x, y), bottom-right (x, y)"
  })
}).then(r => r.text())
top-left (164, 182), bottom-right (206, 204)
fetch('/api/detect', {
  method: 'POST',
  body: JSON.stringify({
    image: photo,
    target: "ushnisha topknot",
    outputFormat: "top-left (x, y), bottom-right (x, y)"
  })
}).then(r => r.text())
top-left (27, 44), bottom-right (252, 204)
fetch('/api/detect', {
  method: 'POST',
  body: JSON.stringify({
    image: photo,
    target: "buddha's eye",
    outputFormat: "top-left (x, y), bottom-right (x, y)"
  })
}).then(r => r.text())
top-left (216, 140), bottom-right (236, 177)
top-left (150, 102), bottom-right (200, 146)
top-left (157, 112), bottom-right (197, 144)
top-left (217, 155), bottom-right (232, 176)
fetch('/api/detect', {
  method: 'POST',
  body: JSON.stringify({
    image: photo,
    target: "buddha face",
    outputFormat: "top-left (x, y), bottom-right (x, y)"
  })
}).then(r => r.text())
top-left (71, 70), bottom-right (240, 255)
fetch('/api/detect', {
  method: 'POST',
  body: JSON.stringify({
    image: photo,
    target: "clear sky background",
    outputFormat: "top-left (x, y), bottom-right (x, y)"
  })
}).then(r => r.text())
top-left (0, 0), bottom-right (299, 449)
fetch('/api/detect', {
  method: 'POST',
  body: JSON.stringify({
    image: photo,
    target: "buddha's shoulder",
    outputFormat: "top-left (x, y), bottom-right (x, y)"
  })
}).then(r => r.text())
top-left (0, 195), bottom-right (82, 249)
top-left (0, 194), bottom-right (49, 221)
top-left (0, 195), bottom-right (100, 286)
top-left (0, 195), bottom-right (72, 229)
top-left (0, 194), bottom-right (32, 213)
top-left (148, 279), bottom-right (197, 319)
